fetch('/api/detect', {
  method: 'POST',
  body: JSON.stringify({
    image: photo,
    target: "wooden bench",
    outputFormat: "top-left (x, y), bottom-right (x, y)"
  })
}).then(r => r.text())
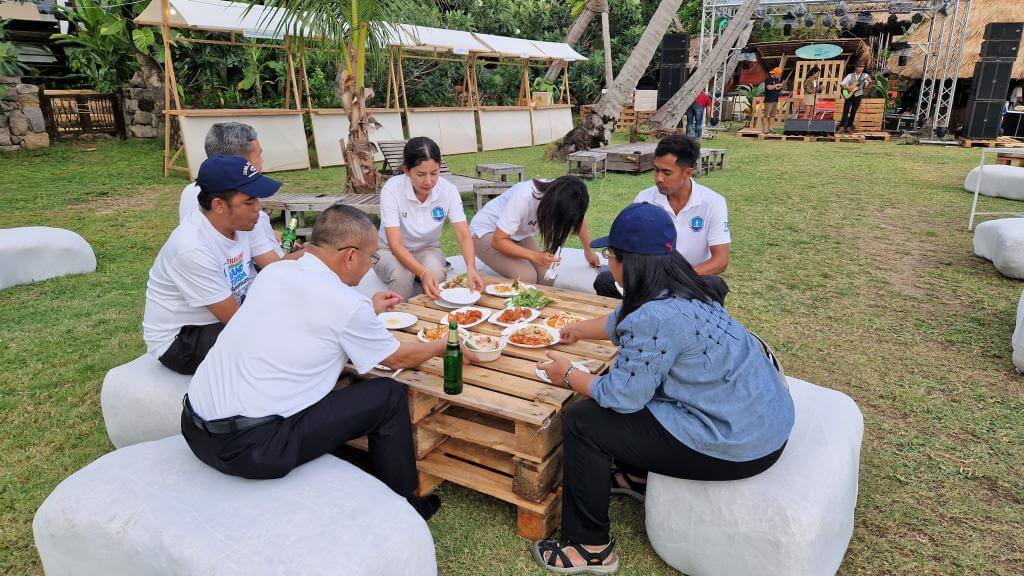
top-left (376, 140), bottom-right (493, 196)
top-left (472, 182), bottom-right (513, 211)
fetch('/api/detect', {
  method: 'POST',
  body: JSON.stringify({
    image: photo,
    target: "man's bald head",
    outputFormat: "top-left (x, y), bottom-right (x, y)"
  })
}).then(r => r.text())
top-left (311, 204), bottom-right (376, 249)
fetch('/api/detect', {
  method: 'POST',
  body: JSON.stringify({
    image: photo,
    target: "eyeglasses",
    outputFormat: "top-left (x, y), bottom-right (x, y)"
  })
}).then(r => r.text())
top-left (337, 245), bottom-right (380, 265)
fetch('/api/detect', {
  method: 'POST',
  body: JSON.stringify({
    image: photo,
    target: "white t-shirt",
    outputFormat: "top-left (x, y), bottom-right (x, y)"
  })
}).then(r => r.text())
top-left (470, 180), bottom-right (543, 241)
top-left (634, 180), bottom-right (730, 266)
top-left (186, 253), bottom-right (400, 419)
top-left (179, 182), bottom-right (283, 257)
top-left (379, 174), bottom-right (466, 252)
top-left (842, 73), bottom-right (870, 97)
top-left (142, 210), bottom-right (277, 357)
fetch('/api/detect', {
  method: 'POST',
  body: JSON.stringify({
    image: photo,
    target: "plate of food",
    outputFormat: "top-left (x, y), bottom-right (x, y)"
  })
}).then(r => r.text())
top-left (441, 306), bottom-right (490, 329)
top-left (485, 278), bottom-right (533, 297)
top-left (535, 360), bottom-right (591, 384)
top-left (505, 287), bottom-right (555, 309)
top-left (542, 311), bottom-right (585, 330)
top-left (417, 324), bottom-right (469, 343)
top-left (488, 306), bottom-right (541, 327)
top-left (378, 311), bottom-right (417, 330)
top-left (439, 273), bottom-right (469, 290)
top-left (439, 287), bottom-right (481, 306)
top-left (502, 323), bottom-right (560, 349)
top-left (461, 333), bottom-right (506, 362)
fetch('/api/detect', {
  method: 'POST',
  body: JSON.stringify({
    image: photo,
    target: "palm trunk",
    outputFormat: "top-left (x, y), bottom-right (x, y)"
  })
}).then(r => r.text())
top-left (554, 0), bottom-right (684, 156)
top-left (339, 34), bottom-right (380, 194)
top-left (543, 0), bottom-right (603, 82)
top-left (601, 8), bottom-right (613, 87)
top-left (647, 0), bottom-right (758, 130)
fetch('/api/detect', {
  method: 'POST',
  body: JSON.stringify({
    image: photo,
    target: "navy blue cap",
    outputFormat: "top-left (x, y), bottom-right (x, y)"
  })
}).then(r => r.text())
top-left (196, 155), bottom-right (281, 199)
top-left (590, 202), bottom-right (676, 255)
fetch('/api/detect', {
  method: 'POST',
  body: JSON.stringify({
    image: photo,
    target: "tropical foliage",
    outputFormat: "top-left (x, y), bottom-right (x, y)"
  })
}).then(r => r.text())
top-left (0, 20), bottom-right (34, 78)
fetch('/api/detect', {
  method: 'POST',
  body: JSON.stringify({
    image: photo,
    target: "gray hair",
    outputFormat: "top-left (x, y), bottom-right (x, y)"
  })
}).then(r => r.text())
top-left (311, 204), bottom-right (376, 249)
top-left (204, 122), bottom-right (258, 157)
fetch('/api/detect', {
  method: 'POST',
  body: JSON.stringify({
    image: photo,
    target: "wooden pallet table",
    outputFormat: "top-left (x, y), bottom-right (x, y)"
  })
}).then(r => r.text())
top-left (566, 150), bottom-right (607, 179)
top-left (475, 163), bottom-right (526, 183)
top-left (344, 278), bottom-right (620, 540)
top-left (996, 152), bottom-right (1024, 166)
top-left (593, 142), bottom-right (658, 173)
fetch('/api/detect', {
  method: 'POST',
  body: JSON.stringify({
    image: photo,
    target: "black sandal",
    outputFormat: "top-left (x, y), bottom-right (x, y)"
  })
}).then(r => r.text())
top-left (610, 468), bottom-right (647, 502)
top-left (532, 538), bottom-right (619, 574)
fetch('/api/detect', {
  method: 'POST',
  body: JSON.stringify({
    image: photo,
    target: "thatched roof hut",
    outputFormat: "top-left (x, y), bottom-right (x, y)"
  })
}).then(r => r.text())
top-left (890, 0), bottom-right (1024, 80)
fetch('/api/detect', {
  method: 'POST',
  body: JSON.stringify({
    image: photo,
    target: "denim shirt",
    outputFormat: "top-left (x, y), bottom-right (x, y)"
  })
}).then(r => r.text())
top-left (590, 296), bottom-right (794, 462)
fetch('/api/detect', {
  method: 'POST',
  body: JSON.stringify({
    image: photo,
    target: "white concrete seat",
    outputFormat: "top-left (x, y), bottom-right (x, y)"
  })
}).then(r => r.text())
top-left (33, 435), bottom-right (437, 576)
top-left (0, 226), bottom-right (96, 291)
top-left (100, 354), bottom-right (192, 449)
top-left (964, 165), bottom-right (1024, 201)
top-left (645, 377), bottom-right (863, 576)
top-left (973, 218), bottom-right (1024, 279)
top-left (1013, 290), bottom-right (1024, 373)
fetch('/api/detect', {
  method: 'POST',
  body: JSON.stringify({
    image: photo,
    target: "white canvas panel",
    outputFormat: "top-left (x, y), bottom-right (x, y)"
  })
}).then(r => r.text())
top-left (472, 33), bottom-right (548, 59)
top-left (406, 109), bottom-right (478, 155)
top-left (401, 24), bottom-right (490, 53)
top-left (180, 111), bottom-right (310, 179)
top-left (531, 106), bottom-right (573, 145)
top-left (531, 39), bottom-right (587, 61)
top-left (311, 110), bottom-right (406, 167)
top-left (479, 109), bottom-right (534, 151)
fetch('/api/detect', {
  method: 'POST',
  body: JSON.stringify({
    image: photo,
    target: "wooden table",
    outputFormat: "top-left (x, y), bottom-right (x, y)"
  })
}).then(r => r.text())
top-left (566, 150), bottom-right (607, 179)
top-left (344, 278), bottom-right (621, 539)
top-left (591, 142), bottom-right (658, 173)
top-left (996, 152), bottom-right (1024, 167)
top-left (475, 162), bottom-right (526, 183)
top-left (262, 192), bottom-right (380, 237)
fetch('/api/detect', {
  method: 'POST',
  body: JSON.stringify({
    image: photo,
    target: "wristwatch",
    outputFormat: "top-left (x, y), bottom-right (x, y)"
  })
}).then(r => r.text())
top-left (561, 365), bottom-right (578, 388)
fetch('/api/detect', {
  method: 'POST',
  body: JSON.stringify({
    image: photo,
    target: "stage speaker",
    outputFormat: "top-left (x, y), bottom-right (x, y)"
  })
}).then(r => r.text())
top-left (984, 22), bottom-right (1024, 41)
top-left (657, 66), bottom-right (688, 109)
top-left (964, 99), bottom-right (1004, 140)
top-left (981, 39), bottom-right (1021, 60)
top-left (657, 33), bottom-right (689, 109)
top-left (784, 119), bottom-right (836, 135)
top-left (1004, 111), bottom-right (1024, 138)
top-left (661, 33), bottom-right (689, 66)
top-left (970, 59), bottom-right (1014, 101)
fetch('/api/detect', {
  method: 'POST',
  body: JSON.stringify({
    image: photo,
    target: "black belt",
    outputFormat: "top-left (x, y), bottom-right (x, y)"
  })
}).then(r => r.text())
top-left (183, 395), bottom-right (279, 434)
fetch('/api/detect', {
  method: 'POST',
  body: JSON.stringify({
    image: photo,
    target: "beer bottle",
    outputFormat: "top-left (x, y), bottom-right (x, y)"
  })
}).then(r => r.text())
top-left (443, 321), bottom-right (463, 395)
top-left (281, 217), bottom-right (298, 253)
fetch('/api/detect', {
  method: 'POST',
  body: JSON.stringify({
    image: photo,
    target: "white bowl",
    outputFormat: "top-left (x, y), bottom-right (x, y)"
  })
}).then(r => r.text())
top-left (439, 287), bottom-right (481, 306)
top-left (488, 306), bottom-right (541, 328)
top-left (502, 323), bottom-right (560, 348)
top-left (462, 333), bottom-right (506, 363)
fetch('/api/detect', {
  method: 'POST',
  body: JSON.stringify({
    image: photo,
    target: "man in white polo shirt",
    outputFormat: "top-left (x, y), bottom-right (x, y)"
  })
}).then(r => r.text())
top-left (182, 204), bottom-right (456, 520)
top-left (594, 135), bottom-right (730, 298)
top-left (143, 156), bottom-right (288, 375)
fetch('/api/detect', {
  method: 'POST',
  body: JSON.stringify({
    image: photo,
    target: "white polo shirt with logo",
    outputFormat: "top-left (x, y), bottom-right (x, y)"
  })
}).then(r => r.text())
top-left (179, 182), bottom-right (282, 257)
top-left (379, 174), bottom-right (466, 252)
top-left (142, 209), bottom-right (277, 357)
top-left (187, 253), bottom-right (400, 420)
top-left (470, 180), bottom-right (542, 241)
top-left (634, 179), bottom-right (730, 266)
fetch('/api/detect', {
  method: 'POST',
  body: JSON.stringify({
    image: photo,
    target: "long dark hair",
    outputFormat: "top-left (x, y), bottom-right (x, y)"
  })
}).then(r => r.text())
top-left (611, 248), bottom-right (726, 327)
top-left (532, 176), bottom-right (589, 253)
top-left (403, 136), bottom-right (442, 169)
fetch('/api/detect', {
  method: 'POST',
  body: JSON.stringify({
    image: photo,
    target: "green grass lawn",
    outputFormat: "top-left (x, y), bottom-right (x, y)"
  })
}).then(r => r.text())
top-left (2, 135), bottom-right (1023, 575)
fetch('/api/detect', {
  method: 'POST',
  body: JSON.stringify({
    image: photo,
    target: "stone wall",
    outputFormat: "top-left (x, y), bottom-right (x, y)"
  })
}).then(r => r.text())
top-left (0, 76), bottom-right (50, 152)
top-left (122, 68), bottom-right (164, 139)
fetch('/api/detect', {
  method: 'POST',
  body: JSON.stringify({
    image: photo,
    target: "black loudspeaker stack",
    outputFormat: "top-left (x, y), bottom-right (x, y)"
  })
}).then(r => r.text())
top-left (784, 119), bottom-right (836, 136)
top-left (657, 33), bottom-right (689, 109)
top-left (964, 22), bottom-right (1023, 139)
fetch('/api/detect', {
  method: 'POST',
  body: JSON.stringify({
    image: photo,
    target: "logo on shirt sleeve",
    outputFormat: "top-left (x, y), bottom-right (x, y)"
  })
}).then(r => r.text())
top-left (431, 206), bottom-right (446, 222)
top-left (723, 220), bottom-right (729, 233)
top-left (690, 216), bottom-right (704, 232)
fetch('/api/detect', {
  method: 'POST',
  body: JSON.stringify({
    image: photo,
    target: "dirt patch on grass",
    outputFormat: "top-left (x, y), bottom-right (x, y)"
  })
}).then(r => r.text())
top-left (73, 186), bottom-right (167, 216)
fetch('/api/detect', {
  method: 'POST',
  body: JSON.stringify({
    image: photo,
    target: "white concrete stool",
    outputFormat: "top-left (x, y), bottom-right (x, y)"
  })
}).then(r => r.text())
top-left (100, 354), bottom-right (191, 449)
top-left (0, 226), bottom-right (96, 291)
top-left (1013, 289), bottom-right (1024, 373)
top-left (973, 218), bottom-right (1024, 279)
top-left (964, 165), bottom-right (1024, 201)
top-left (33, 436), bottom-right (437, 576)
top-left (645, 377), bottom-right (863, 576)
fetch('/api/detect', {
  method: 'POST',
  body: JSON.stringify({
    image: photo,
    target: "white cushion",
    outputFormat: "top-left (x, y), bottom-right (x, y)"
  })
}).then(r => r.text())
top-left (0, 226), bottom-right (96, 291)
top-left (645, 377), bottom-right (863, 576)
top-left (973, 218), bottom-right (1024, 279)
top-left (33, 436), bottom-right (437, 576)
top-left (1014, 290), bottom-right (1024, 373)
top-left (964, 165), bottom-right (1024, 201)
top-left (100, 354), bottom-right (191, 449)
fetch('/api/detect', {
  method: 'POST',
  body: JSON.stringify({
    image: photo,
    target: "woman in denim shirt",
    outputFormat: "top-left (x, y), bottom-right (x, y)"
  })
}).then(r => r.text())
top-left (532, 203), bottom-right (794, 574)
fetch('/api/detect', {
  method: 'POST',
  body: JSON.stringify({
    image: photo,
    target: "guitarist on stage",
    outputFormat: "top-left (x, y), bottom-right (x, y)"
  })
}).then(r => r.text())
top-left (838, 63), bottom-right (872, 134)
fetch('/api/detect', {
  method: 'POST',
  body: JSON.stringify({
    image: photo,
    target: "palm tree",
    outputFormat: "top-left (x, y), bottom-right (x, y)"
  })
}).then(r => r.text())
top-left (543, 0), bottom-right (605, 84)
top-left (253, 0), bottom-right (409, 193)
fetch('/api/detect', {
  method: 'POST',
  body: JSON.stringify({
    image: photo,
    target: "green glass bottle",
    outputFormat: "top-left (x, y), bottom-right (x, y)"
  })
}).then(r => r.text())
top-left (443, 321), bottom-right (463, 395)
top-left (281, 217), bottom-right (298, 253)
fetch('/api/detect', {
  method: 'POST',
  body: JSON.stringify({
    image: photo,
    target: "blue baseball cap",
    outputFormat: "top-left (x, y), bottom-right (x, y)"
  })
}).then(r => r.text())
top-left (196, 155), bottom-right (281, 199)
top-left (590, 202), bottom-right (677, 255)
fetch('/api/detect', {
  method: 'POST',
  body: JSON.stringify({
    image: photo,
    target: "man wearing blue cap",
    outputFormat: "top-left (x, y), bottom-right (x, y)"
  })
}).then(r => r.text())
top-left (143, 155), bottom-right (292, 375)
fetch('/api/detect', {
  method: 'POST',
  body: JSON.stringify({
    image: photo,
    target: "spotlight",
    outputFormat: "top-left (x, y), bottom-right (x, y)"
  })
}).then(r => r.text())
top-left (839, 15), bottom-right (851, 28)
top-left (823, 13), bottom-right (834, 27)
top-left (794, 3), bottom-right (806, 17)
top-left (783, 23), bottom-right (793, 35)
top-left (911, 12), bottom-right (924, 24)
top-left (761, 16), bottom-right (774, 29)
top-left (856, 11), bottom-right (873, 25)
top-left (804, 14), bottom-right (816, 27)
top-left (835, 1), bottom-right (846, 16)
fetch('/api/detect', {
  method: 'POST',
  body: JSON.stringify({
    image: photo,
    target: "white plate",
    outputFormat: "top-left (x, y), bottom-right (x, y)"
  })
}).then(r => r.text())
top-left (541, 312), bottom-right (586, 330)
top-left (485, 282), bottom-right (535, 297)
top-left (434, 298), bottom-right (463, 310)
top-left (502, 323), bottom-right (560, 348)
top-left (417, 325), bottom-right (469, 343)
top-left (488, 306), bottom-right (541, 328)
top-left (440, 306), bottom-right (490, 329)
top-left (378, 311), bottom-right (417, 330)
top-left (439, 287), bottom-right (481, 306)
top-left (535, 360), bottom-right (591, 384)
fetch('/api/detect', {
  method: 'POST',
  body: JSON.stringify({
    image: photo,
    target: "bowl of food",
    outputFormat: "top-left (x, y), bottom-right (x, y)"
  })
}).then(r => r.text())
top-left (488, 306), bottom-right (540, 327)
top-left (502, 323), bottom-right (560, 348)
top-left (417, 324), bottom-right (469, 343)
top-left (462, 333), bottom-right (506, 362)
top-left (543, 311), bottom-right (585, 330)
top-left (441, 306), bottom-right (490, 329)
top-left (439, 287), bottom-right (481, 306)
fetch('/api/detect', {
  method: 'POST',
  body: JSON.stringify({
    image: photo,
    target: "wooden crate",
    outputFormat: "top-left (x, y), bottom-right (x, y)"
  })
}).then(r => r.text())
top-left (595, 142), bottom-right (658, 173)
top-left (837, 97), bottom-right (885, 132)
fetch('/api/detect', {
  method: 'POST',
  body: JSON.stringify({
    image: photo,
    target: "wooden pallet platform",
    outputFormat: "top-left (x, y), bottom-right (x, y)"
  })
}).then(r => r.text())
top-left (959, 136), bottom-right (1024, 148)
top-left (996, 152), bottom-right (1024, 166)
top-left (861, 131), bottom-right (891, 141)
top-left (738, 128), bottom-right (761, 138)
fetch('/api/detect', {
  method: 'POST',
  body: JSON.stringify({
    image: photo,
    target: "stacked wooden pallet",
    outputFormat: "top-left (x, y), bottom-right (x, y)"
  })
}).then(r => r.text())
top-left (959, 136), bottom-right (1024, 148)
top-left (838, 97), bottom-right (885, 133)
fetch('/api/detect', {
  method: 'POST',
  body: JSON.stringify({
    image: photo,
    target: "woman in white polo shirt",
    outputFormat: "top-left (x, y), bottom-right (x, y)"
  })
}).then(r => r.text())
top-left (470, 176), bottom-right (600, 285)
top-left (374, 137), bottom-right (484, 299)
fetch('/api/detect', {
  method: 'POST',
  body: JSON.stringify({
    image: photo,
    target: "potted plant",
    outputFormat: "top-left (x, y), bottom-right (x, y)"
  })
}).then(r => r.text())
top-left (532, 76), bottom-right (555, 106)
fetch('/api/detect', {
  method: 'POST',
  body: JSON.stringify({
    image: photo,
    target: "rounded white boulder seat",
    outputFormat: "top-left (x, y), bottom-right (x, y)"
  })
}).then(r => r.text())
top-left (101, 354), bottom-right (192, 449)
top-left (1013, 289), bottom-right (1024, 373)
top-left (964, 164), bottom-right (1024, 201)
top-left (33, 435), bottom-right (438, 576)
top-left (973, 218), bottom-right (1024, 279)
top-left (0, 227), bottom-right (96, 291)
top-left (645, 377), bottom-right (864, 576)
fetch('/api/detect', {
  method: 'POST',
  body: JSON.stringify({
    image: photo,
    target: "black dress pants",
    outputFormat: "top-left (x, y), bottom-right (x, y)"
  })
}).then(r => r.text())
top-left (158, 322), bottom-right (225, 375)
top-left (561, 399), bottom-right (786, 545)
top-left (839, 95), bottom-right (863, 130)
top-left (182, 377), bottom-right (418, 499)
top-left (593, 269), bottom-right (729, 305)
